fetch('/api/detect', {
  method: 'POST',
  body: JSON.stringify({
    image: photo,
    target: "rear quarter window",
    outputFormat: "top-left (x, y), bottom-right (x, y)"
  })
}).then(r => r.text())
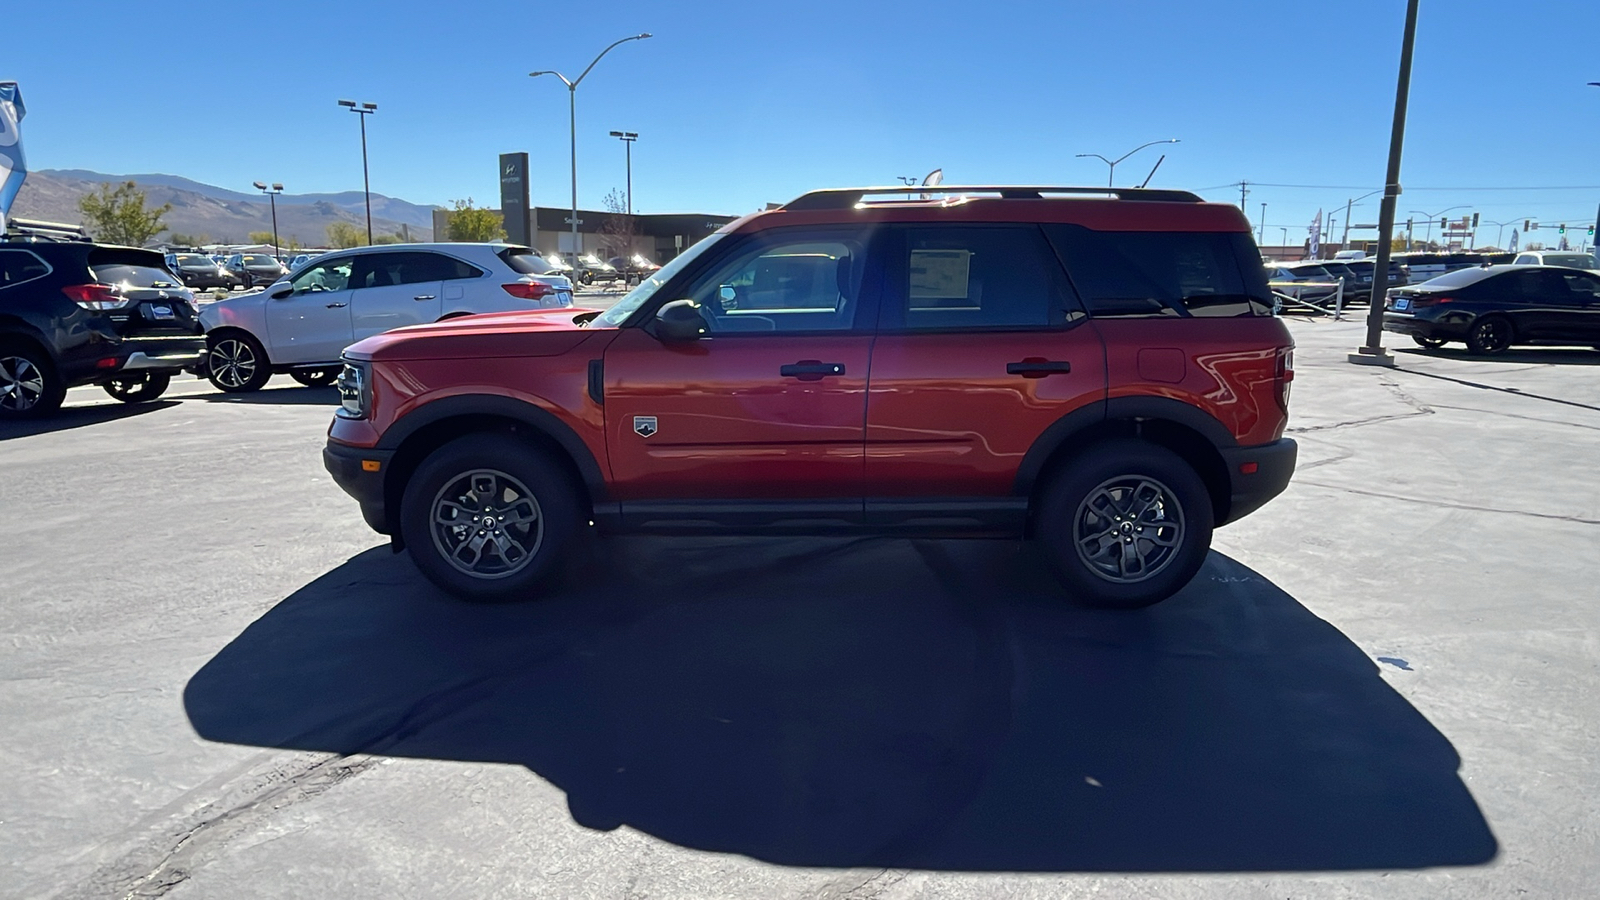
top-left (498, 248), bottom-right (556, 275)
top-left (1045, 226), bottom-right (1270, 317)
top-left (0, 249), bottom-right (52, 289)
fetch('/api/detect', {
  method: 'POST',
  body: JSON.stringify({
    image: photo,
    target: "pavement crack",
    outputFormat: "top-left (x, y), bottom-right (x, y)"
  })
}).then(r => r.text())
top-left (1288, 378), bottom-right (1435, 434)
top-left (1296, 479), bottom-right (1600, 526)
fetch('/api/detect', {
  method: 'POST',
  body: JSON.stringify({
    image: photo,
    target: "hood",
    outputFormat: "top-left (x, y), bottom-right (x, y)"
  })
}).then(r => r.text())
top-left (347, 307), bottom-right (604, 361)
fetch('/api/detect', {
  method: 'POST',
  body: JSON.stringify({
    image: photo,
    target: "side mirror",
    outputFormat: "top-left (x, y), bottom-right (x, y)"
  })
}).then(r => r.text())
top-left (270, 285), bottom-right (294, 300)
top-left (654, 299), bottom-right (707, 342)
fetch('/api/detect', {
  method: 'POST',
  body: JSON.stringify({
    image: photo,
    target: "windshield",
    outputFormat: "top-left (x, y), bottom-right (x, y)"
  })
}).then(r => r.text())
top-left (176, 254), bottom-right (212, 266)
top-left (242, 255), bottom-right (277, 266)
top-left (588, 233), bottom-right (730, 328)
top-left (1543, 253), bottom-right (1597, 268)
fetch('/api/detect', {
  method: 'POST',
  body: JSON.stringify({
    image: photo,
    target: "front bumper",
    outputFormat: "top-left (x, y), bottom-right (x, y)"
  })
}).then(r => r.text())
top-left (324, 440), bottom-right (395, 535)
top-left (1218, 438), bottom-right (1297, 525)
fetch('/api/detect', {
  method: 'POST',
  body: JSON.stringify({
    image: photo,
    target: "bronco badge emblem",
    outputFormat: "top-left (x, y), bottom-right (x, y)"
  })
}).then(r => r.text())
top-left (633, 416), bottom-right (658, 438)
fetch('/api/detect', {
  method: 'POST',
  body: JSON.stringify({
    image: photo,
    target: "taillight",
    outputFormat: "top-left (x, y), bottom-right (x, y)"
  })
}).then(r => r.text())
top-left (1409, 295), bottom-right (1452, 308)
top-left (63, 283), bottom-right (134, 311)
top-left (502, 281), bottom-right (555, 301)
top-left (1275, 347), bottom-right (1294, 413)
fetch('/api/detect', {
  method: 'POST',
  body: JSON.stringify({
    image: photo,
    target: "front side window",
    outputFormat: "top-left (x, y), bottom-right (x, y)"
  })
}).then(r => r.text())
top-left (588, 232), bottom-right (729, 328)
top-left (681, 231), bottom-right (869, 333)
top-left (1560, 271), bottom-right (1600, 299)
top-left (289, 258), bottom-right (353, 294)
top-left (1047, 226), bottom-right (1268, 317)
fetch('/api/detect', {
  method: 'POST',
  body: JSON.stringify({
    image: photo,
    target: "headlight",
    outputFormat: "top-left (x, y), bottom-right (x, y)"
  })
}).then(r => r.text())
top-left (336, 360), bottom-right (369, 418)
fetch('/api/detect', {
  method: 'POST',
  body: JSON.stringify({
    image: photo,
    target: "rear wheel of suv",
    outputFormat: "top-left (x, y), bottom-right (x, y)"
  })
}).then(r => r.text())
top-left (1466, 316), bottom-right (1513, 355)
top-left (1034, 439), bottom-right (1214, 609)
top-left (103, 373), bottom-right (170, 403)
top-left (289, 368), bottom-right (339, 388)
top-left (207, 332), bottom-right (271, 392)
top-left (0, 341), bottom-right (65, 420)
top-left (400, 434), bottom-right (582, 602)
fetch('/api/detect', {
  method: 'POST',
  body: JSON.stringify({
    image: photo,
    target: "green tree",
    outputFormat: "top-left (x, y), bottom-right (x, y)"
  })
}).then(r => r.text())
top-left (446, 198), bottom-right (505, 242)
top-left (372, 232), bottom-right (406, 245)
top-left (77, 181), bottom-right (171, 246)
top-left (168, 232), bottom-right (210, 247)
top-left (248, 230), bottom-right (278, 245)
top-left (326, 221), bottom-right (365, 248)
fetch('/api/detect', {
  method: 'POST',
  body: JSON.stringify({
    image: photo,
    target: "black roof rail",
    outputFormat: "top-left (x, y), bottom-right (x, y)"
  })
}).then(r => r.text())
top-left (781, 185), bottom-right (1204, 211)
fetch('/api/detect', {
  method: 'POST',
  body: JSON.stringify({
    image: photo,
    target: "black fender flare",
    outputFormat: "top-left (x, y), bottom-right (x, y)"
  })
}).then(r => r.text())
top-left (376, 394), bottom-right (608, 502)
top-left (1013, 396), bottom-right (1237, 496)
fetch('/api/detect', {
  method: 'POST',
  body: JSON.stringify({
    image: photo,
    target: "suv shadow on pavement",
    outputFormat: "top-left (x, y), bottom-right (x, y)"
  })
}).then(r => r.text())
top-left (1397, 346), bottom-right (1600, 366)
top-left (184, 538), bottom-right (1497, 872)
top-left (197, 385), bottom-right (339, 406)
top-left (0, 399), bottom-right (175, 442)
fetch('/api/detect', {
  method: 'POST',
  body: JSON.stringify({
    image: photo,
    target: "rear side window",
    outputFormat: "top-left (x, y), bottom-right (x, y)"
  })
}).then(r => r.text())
top-left (498, 248), bottom-right (556, 275)
top-left (1045, 226), bottom-right (1269, 317)
top-left (882, 225), bottom-right (1080, 330)
top-left (0, 249), bottom-right (51, 289)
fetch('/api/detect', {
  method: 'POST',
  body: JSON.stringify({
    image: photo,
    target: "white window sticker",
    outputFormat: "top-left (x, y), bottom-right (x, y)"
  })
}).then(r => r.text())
top-left (909, 249), bottom-right (972, 303)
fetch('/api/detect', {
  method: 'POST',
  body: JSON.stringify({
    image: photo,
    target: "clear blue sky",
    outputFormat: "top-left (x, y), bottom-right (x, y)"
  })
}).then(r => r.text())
top-left (9, 0), bottom-right (1600, 248)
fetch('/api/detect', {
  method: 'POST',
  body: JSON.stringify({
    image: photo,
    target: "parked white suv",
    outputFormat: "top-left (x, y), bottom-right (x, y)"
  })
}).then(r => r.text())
top-left (199, 243), bottom-right (574, 391)
top-left (1510, 250), bottom-right (1599, 270)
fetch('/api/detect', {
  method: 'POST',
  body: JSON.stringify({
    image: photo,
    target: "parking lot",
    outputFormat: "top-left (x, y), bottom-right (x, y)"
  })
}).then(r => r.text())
top-left (3, 316), bottom-right (1597, 899)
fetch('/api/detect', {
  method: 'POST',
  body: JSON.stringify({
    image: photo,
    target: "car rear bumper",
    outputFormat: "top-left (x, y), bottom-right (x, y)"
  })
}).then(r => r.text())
top-left (1382, 312), bottom-right (1463, 340)
top-left (1218, 438), bottom-right (1297, 525)
top-left (324, 440), bottom-right (395, 535)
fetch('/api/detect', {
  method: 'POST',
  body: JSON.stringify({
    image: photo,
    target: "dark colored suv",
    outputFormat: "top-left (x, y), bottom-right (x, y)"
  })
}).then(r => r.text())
top-left (324, 185), bottom-right (1298, 609)
top-left (0, 241), bottom-right (206, 418)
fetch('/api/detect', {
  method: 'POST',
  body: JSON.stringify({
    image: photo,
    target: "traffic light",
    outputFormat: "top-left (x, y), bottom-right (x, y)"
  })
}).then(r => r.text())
top-left (1589, 225), bottom-right (1596, 237)
top-left (1525, 220), bottom-right (1532, 231)
top-left (1471, 212), bottom-right (1479, 228)
top-left (1559, 224), bottom-right (1567, 235)
top-left (1440, 218), bottom-right (1447, 230)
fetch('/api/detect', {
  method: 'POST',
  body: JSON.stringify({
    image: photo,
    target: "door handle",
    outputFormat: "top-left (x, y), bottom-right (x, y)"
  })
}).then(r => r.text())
top-left (779, 360), bottom-right (846, 381)
top-left (325, 302), bottom-right (348, 309)
top-left (413, 294), bottom-right (436, 301)
top-left (1006, 359), bottom-right (1071, 378)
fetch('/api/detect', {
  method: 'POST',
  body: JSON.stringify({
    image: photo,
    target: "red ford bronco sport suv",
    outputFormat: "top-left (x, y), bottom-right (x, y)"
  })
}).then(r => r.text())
top-left (324, 185), bottom-right (1296, 608)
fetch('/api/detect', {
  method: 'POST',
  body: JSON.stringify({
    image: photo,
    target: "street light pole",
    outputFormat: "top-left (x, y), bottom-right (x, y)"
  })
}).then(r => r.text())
top-left (1075, 139), bottom-right (1180, 187)
top-left (252, 181), bottom-right (283, 260)
top-left (1341, 188), bottom-right (1383, 251)
top-left (608, 130), bottom-right (638, 215)
top-left (532, 33), bottom-right (652, 261)
top-left (1258, 202), bottom-right (1266, 244)
top-left (1352, 0), bottom-right (1419, 367)
top-left (337, 100), bottom-right (378, 244)
top-left (1408, 205), bottom-right (1468, 250)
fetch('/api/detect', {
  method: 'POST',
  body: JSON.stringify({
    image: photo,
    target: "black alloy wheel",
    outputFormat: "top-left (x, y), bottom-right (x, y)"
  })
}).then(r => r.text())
top-left (289, 368), bottom-right (340, 388)
top-left (103, 373), bottom-right (171, 403)
top-left (1035, 439), bottom-right (1214, 609)
top-left (1465, 316), bottom-right (1513, 355)
top-left (1412, 335), bottom-right (1448, 350)
top-left (0, 343), bottom-right (65, 419)
top-left (207, 333), bottom-right (271, 392)
top-left (400, 434), bottom-right (582, 602)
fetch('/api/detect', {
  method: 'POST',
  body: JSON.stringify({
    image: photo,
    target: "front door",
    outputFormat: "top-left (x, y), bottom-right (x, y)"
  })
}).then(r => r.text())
top-left (865, 224), bottom-right (1107, 498)
top-left (263, 256), bottom-right (354, 364)
top-left (350, 251), bottom-right (445, 341)
top-left (602, 228), bottom-right (880, 509)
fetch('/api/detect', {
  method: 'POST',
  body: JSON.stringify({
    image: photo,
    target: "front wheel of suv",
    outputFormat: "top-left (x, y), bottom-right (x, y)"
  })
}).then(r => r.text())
top-left (1034, 439), bottom-right (1214, 609)
top-left (207, 332), bottom-right (271, 392)
top-left (103, 373), bottom-right (170, 403)
top-left (400, 434), bottom-right (583, 602)
top-left (0, 341), bottom-right (65, 420)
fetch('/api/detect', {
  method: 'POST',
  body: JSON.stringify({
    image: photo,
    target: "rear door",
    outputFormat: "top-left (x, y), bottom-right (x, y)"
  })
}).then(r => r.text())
top-left (865, 224), bottom-right (1106, 502)
top-left (349, 252), bottom-right (445, 340)
top-left (1552, 270), bottom-right (1600, 341)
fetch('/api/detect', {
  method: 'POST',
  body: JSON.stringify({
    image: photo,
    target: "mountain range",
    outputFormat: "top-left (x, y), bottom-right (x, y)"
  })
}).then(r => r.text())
top-left (8, 169), bottom-right (438, 245)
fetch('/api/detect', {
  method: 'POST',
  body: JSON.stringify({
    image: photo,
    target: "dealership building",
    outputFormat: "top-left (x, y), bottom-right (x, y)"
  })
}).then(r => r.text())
top-left (431, 152), bottom-right (737, 263)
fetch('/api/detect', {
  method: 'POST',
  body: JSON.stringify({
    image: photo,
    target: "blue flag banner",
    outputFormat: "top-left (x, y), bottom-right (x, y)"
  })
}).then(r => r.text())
top-left (0, 81), bottom-right (27, 233)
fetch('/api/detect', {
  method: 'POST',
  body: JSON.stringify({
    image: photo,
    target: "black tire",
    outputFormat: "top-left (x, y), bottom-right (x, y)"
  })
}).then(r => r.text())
top-left (1465, 315), bottom-right (1513, 355)
top-left (581, 271), bottom-right (594, 285)
top-left (206, 332), bottom-right (271, 392)
top-left (0, 339), bottom-right (65, 420)
top-left (103, 372), bottom-right (171, 403)
top-left (289, 367), bottom-right (339, 388)
top-left (1034, 439), bottom-right (1214, 609)
top-left (1412, 335), bottom-right (1447, 350)
top-left (400, 434), bottom-right (583, 602)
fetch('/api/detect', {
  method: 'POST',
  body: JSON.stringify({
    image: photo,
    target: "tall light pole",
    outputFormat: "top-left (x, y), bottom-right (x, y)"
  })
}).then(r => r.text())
top-left (337, 99), bottom-right (377, 245)
top-left (1075, 139), bottom-right (1180, 187)
top-left (1258, 202), bottom-right (1267, 244)
top-left (252, 181), bottom-right (283, 260)
top-left (531, 33), bottom-right (652, 262)
top-left (1352, 0), bottom-right (1419, 368)
top-left (1480, 217), bottom-right (1533, 249)
top-left (1340, 188), bottom-right (1384, 251)
top-left (608, 130), bottom-right (638, 215)
top-left (1408, 205), bottom-right (1469, 248)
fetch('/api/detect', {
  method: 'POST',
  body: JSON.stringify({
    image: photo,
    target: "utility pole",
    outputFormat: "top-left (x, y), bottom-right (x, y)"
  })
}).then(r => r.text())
top-left (1258, 202), bottom-right (1267, 244)
top-left (1238, 180), bottom-right (1249, 211)
top-left (1351, 0), bottom-right (1420, 367)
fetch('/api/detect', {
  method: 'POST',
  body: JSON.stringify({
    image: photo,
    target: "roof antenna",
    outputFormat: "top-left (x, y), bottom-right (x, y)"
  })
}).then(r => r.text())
top-left (1138, 155), bottom-right (1166, 189)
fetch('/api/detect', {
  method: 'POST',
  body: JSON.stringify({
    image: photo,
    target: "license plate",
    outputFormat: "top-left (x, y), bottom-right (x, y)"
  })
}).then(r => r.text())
top-left (556, 291), bottom-right (572, 305)
top-left (149, 305), bottom-right (176, 320)
top-left (1393, 297), bottom-right (1410, 311)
